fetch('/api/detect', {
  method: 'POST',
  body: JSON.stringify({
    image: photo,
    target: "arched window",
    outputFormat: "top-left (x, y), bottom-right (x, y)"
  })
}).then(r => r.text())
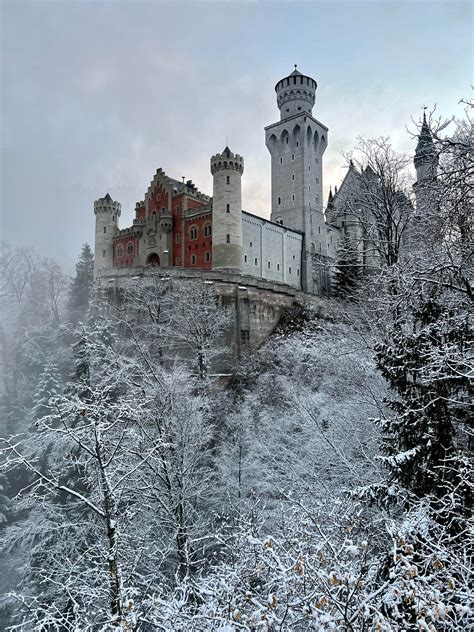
top-left (205, 251), bottom-right (211, 262)
top-left (191, 254), bottom-right (196, 265)
top-left (116, 245), bottom-right (123, 257)
top-left (127, 242), bottom-right (134, 255)
top-left (203, 223), bottom-right (212, 236)
top-left (189, 225), bottom-right (198, 240)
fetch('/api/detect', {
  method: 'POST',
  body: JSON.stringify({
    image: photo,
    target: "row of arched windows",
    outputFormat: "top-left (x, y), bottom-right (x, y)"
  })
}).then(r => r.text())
top-left (116, 242), bottom-right (134, 257)
top-left (189, 223), bottom-right (211, 240)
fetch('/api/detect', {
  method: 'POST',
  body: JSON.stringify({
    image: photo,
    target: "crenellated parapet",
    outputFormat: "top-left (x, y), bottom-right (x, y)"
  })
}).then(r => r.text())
top-left (94, 193), bottom-right (121, 217)
top-left (275, 68), bottom-right (316, 120)
top-left (211, 147), bottom-right (244, 175)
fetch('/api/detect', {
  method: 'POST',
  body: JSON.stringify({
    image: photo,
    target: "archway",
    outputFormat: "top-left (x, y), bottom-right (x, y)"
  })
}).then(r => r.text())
top-left (146, 253), bottom-right (160, 266)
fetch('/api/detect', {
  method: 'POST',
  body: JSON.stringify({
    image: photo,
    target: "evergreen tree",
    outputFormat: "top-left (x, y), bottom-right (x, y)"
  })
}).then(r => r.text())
top-left (333, 234), bottom-right (361, 298)
top-left (30, 361), bottom-right (62, 423)
top-left (375, 284), bottom-right (472, 537)
top-left (68, 244), bottom-right (94, 322)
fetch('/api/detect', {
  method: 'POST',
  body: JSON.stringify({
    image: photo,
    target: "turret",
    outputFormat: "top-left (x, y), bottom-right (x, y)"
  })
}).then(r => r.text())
top-left (275, 65), bottom-right (317, 121)
top-left (414, 112), bottom-right (438, 183)
top-left (210, 147), bottom-right (244, 273)
top-left (413, 112), bottom-right (438, 216)
top-left (93, 193), bottom-right (121, 279)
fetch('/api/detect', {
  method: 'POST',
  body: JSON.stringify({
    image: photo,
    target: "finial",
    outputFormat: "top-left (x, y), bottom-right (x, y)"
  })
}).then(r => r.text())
top-left (294, 64), bottom-right (297, 70)
top-left (182, 176), bottom-right (185, 183)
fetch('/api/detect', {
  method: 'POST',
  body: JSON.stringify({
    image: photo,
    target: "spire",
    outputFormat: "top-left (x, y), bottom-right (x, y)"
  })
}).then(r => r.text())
top-left (327, 187), bottom-right (334, 207)
top-left (415, 108), bottom-right (436, 166)
top-left (223, 146), bottom-right (232, 157)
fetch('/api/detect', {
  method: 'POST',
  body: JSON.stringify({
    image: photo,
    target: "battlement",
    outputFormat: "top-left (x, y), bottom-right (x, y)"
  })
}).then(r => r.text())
top-left (211, 147), bottom-right (244, 175)
top-left (94, 193), bottom-right (121, 216)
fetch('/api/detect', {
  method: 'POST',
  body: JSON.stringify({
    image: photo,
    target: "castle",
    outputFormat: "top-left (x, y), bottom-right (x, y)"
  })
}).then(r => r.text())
top-left (93, 67), bottom-right (436, 299)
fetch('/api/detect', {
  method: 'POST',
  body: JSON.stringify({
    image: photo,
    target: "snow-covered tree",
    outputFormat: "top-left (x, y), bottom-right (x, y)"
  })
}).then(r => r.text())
top-left (333, 234), bottom-right (361, 298)
top-left (30, 361), bottom-right (62, 423)
top-left (67, 243), bottom-right (94, 322)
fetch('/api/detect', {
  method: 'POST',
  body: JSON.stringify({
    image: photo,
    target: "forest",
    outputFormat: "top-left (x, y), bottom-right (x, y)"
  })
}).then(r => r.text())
top-left (0, 111), bottom-right (472, 631)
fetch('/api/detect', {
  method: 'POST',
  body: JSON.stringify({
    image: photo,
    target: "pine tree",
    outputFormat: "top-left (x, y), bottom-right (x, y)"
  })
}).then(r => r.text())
top-left (30, 361), bottom-right (62, 423)
top-left (333, 234), bottom-right (361, 298)
top-left (68, 243), bottom-right (94, 322)
top-left (375, 285), bottom-right (471, 537)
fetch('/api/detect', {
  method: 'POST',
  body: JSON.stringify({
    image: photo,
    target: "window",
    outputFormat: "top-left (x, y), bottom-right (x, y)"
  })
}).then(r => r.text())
top-left (241, 330), bottom-right (250, 344)
top-left (291, 174), bottom-right (295, 181)
top-left (191, 254), bottom-right (196, 265)
top-left (286, 137), bottom-right (289, 144)
top-left (203, 224), bottom-right (212, 236)
top-left (292, 194), bottom-right (295, 202)
top-left (112, 216), bottom-right (115, 221)
top-left (296, 141), bottom-right (299, 146)
top-left (127, 243), bottom-right (134, 255)
top-left (102, 250), bottom-right (106, 257)
top-left (250, 241), bottom-right (253, 247)
top-left (254, 257), bottom-right (258, 265)
top-left (308, 166), bottom-right (311, 172)
top-left (279, 157), bottom-right (283, 165)
top-left (277, 196), bottom-right (281, 205)
top-left (244, 254), bottom-right (247, 263)
top-left (277, 263), bottom-right (280, 271)
top-left (297, 269), bottom-right (300, 276)
top-left (175, 256), bottom-right (180, 265)
top-left (226, 234), bottom-right (230, 243)
top-left (291, 154), bottom-right (295, 161)
top-left (226, 175), bottom-right (230, 185)
top-left (293, 255), bottom-right (295, 260)
top-left (176, 234), bottom-right (180, 243)
top-left (103, 226), bottom-right (107, 234)
top-left (189, 226), bottom-right (198, 240)
top-left (205, 251), bottom-right (211, 262)
top-left (267, 261), bottom-right (271, 269)
top-left (289, 267), bottom-right (292, 274)
top-left (226, 203), bottom-right (230, 213)
top-left (157, 194), bottom-right (161, 201)
top-left (117, 246), bottom-right (123, 257)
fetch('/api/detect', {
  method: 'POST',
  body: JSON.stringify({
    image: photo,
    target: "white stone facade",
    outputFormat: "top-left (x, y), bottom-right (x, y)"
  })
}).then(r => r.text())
top-left (242, 212), bottom-right (303, 289)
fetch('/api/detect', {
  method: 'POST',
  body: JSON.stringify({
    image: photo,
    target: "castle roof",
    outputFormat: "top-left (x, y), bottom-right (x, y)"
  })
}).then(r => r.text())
top-left (102, 193), bottom-right (112, 202)
top-left (415, 112), bottom-right (435, 157)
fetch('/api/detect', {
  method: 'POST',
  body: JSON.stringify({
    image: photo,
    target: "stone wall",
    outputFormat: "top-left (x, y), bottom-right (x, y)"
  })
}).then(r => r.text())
top-left (95, 266), bottom-right (326, 369)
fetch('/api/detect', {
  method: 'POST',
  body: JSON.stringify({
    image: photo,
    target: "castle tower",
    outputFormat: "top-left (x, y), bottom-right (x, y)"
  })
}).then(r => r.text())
top-left (265, 67), bottom-right (329, 293)
top-left (413, 112), bottom-right (438, 216)
top-left (210, 147), bottom-right (244, 272)
top-left (93, 193), bottom-right (121, 279)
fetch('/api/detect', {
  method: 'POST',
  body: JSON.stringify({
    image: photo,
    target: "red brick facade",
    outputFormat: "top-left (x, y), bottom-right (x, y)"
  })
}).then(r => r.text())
top-left (113, 170), bottom-right (212, 271)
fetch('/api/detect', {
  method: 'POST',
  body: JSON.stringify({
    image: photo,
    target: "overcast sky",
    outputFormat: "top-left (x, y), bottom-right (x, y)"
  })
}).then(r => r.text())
top-left (1, 0), bottom-right (471, 268)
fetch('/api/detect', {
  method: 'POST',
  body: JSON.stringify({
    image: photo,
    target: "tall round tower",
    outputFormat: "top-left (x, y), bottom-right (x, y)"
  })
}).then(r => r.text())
top-left (93, 193), bottom-right (121, 279)
top-left (210, 147), bottom-right (244, 273)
